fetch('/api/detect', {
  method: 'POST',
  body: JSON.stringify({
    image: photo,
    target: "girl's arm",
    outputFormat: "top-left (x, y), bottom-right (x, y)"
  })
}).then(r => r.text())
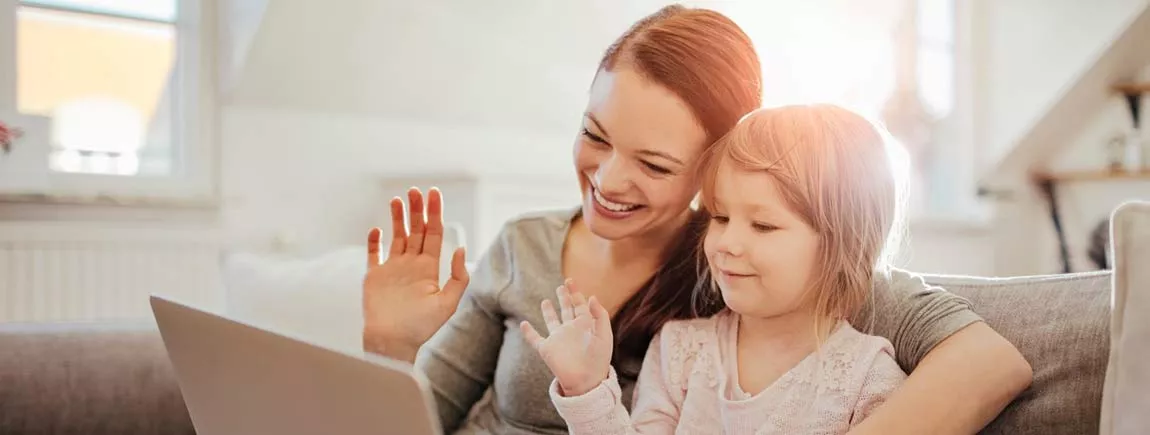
top-left (550, 330), bottom-right (681, 435)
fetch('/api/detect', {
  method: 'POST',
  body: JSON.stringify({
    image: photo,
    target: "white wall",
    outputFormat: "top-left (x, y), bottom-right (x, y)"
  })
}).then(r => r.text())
top-left (978, 0), bottom-right (1150, 170)
top-left (219, 106), bottom-right (580, 254)
top-left (215, 0), bottom-right (651, 254)
top-left (899, 221), bottom-right (996, 276)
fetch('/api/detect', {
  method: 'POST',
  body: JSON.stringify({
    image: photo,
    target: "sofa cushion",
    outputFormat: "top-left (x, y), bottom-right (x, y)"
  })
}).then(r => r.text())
top-left (1101, 201), bottom-right (1150, 434)
top-left (0, 322), bottom-right (194, 435)
top-left (222, 246), bottom-right (367, 354)
top-left (923, 271), bottom-right (1111, 435)
top-left (220, 223), bottom-right (466, 355)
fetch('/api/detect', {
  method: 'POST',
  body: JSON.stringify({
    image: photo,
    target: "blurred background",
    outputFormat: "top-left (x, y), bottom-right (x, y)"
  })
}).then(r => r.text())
top-left (0, 0), bottom-right (1148, 324)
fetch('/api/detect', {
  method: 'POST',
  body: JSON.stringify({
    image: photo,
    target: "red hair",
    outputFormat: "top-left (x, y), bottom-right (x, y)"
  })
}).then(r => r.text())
top-left (600, 4), bottom-right (762, 377)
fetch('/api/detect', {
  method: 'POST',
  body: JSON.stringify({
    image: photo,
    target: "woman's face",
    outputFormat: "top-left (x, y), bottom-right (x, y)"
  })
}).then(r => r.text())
top-left (574, 67), bottom-right (708, 240)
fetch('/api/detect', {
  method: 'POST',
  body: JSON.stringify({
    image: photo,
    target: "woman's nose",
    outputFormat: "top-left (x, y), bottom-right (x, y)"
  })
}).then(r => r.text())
top-left (595, 154), bottom-right (631, 193)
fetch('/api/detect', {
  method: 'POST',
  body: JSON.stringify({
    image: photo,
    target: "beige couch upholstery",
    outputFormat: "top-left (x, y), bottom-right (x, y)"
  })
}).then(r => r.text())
top-left (927, 270), bottom-right (1111, 434)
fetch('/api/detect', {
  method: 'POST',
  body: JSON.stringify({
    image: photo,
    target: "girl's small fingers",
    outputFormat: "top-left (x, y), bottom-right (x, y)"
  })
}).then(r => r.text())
top-left (541, 300), bottom-right (561, 333)
top-left (521, 321), bottom-right (545, 350)
top-left (573, 292), bottom-right (591, 320)
top-left (557, 285), bottom-right (574, 323)
top-left (589, 296), bottom-right (613, 338)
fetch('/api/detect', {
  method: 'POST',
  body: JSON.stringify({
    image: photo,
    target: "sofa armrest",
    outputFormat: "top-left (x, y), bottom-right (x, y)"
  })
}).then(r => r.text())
top-left (0, 322), bottom-right (195, 435)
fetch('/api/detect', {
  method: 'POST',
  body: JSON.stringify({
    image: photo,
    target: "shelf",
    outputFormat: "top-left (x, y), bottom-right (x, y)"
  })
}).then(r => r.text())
top-left (1033, 168), bottom-right (1150, 183)
top-left (1113, 82), bottom-right (1150, 95)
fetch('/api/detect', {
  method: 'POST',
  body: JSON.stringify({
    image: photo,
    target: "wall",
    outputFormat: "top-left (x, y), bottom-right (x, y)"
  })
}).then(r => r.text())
top-left (219, 106), bottom-right (580, 254)
top-left (897, 221), bottom-right (996, 276)
top-left (215, 0), bottom-right (637, 254)
top-left (978, 0), bottom-right (1150, 170)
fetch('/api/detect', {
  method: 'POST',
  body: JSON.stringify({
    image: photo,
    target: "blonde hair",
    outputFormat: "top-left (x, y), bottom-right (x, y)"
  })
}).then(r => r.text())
top-left (697, 104), bottom-right (906, 336)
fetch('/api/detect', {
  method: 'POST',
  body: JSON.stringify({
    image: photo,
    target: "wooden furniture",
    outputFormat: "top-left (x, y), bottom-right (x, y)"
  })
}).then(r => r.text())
top-left (1033, 83), bottom-right (1149, 273)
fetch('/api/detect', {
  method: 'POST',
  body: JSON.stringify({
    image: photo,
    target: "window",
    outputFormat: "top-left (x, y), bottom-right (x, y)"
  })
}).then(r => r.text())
top-left (916, 0), bottom-right (956, 119)
top-left (0, 0), bottom-right (212, 201)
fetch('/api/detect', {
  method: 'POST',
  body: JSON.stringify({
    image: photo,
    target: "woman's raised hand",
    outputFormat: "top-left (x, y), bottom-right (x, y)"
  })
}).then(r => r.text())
top-left (363, 187), bottom-right (469, 363)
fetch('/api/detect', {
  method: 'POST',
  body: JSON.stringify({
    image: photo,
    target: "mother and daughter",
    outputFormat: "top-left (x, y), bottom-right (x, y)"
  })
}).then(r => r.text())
top-left (363, 4), bottom-right (1032, 434)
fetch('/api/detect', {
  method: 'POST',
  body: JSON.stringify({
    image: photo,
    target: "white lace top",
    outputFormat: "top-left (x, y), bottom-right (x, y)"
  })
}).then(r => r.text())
top-left (549, 311), bottom-right (907, 434)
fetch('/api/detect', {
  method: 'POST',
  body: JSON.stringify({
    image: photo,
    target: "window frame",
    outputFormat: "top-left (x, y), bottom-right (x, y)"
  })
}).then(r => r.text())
top-left (914, 0), bottom-right (986, 222)
top-left (0, 0), bottom-right (216, 205)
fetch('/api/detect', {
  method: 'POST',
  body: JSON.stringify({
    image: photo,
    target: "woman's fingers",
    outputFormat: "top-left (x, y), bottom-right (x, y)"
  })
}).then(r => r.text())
top-left (405, 188), bottom-right (426, 254)
top-left (441, 247), bottom-right (469, 300)
top-left (422, 188), bottom-right (444, 259)
top-left (388, 197), bottom-right (406, 257)
top-left (367, 227), bottom-right (382, 267)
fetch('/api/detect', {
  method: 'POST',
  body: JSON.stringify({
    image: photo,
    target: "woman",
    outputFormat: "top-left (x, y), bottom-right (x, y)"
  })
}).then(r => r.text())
top-left (363, 5), bottom-right (1031, 435)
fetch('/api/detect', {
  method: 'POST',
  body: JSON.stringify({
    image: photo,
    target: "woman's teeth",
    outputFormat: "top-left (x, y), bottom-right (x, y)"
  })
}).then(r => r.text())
top-left (593, 188), bottom-right (639, 212)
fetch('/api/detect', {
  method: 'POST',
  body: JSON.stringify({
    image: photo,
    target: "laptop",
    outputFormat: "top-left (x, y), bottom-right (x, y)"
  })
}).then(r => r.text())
top-left (149, 295), bottom-right (443, 435)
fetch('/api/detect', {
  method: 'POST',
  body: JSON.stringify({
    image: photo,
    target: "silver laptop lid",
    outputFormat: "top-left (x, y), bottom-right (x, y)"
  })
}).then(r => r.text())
top-left (150, 295), bottom-right (442, 435)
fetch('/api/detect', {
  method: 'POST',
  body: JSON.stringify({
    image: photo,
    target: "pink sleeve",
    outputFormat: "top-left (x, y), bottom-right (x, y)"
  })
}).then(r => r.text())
top-left (550, 330), bottom-right (682, 435)
top-left (849, 344), bottom-right (908, 426)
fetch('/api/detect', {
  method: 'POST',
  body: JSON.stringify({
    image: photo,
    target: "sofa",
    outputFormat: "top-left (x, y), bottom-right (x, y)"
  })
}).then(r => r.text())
top-left (1, 203), bottom-right (1146, 434)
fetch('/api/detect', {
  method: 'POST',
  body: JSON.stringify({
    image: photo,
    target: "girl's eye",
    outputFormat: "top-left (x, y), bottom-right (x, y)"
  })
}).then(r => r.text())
top-left (752, 222), bottom-right (778, 232)
top-left (711, 215), bottom-right (729, 225)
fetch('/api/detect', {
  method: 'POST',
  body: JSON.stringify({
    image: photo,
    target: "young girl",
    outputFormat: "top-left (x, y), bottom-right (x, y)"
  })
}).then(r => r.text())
top-left (521, 104), bottom-right (908, 434)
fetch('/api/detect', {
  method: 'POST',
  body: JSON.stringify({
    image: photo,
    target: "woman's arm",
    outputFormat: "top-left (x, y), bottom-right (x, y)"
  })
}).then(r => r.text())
top-left (848, 322), bottom-right (1032, 434)
top-left (850, 268), bottom-right (1033, 434)
top-left (362, 189), bottom-right (515, 432)
top-left (414, 226), bottom-right (515, 432)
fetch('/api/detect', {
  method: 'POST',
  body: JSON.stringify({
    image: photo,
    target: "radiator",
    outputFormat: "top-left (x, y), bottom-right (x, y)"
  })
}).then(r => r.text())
top-left (0, 222), bottom-right (223, 323)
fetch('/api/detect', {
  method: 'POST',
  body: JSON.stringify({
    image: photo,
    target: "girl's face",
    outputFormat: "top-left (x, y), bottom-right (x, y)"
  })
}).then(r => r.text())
top-left (574, 66), bottom-right (708, 241)
top-left (703, 161), bottom-right (821, 319)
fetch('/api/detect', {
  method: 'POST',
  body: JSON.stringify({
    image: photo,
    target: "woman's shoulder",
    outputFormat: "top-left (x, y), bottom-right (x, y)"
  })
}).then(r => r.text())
top-left (465, 207), bottom-right (578, 304)
top-left (491, 207), bottom-right (578, 248)
top-left (476, 207), bottom-right (577, 262)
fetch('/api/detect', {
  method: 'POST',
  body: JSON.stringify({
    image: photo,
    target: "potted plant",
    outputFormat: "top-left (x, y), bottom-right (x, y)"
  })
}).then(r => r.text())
top-left (0, 120), bottom-right (22, 155)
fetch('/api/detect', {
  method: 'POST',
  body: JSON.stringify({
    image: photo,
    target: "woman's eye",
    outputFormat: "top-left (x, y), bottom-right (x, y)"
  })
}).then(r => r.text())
top-left (642, 161), bottom-right (672, 175)
top-left (581, 128), bottom-right (608, 145)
